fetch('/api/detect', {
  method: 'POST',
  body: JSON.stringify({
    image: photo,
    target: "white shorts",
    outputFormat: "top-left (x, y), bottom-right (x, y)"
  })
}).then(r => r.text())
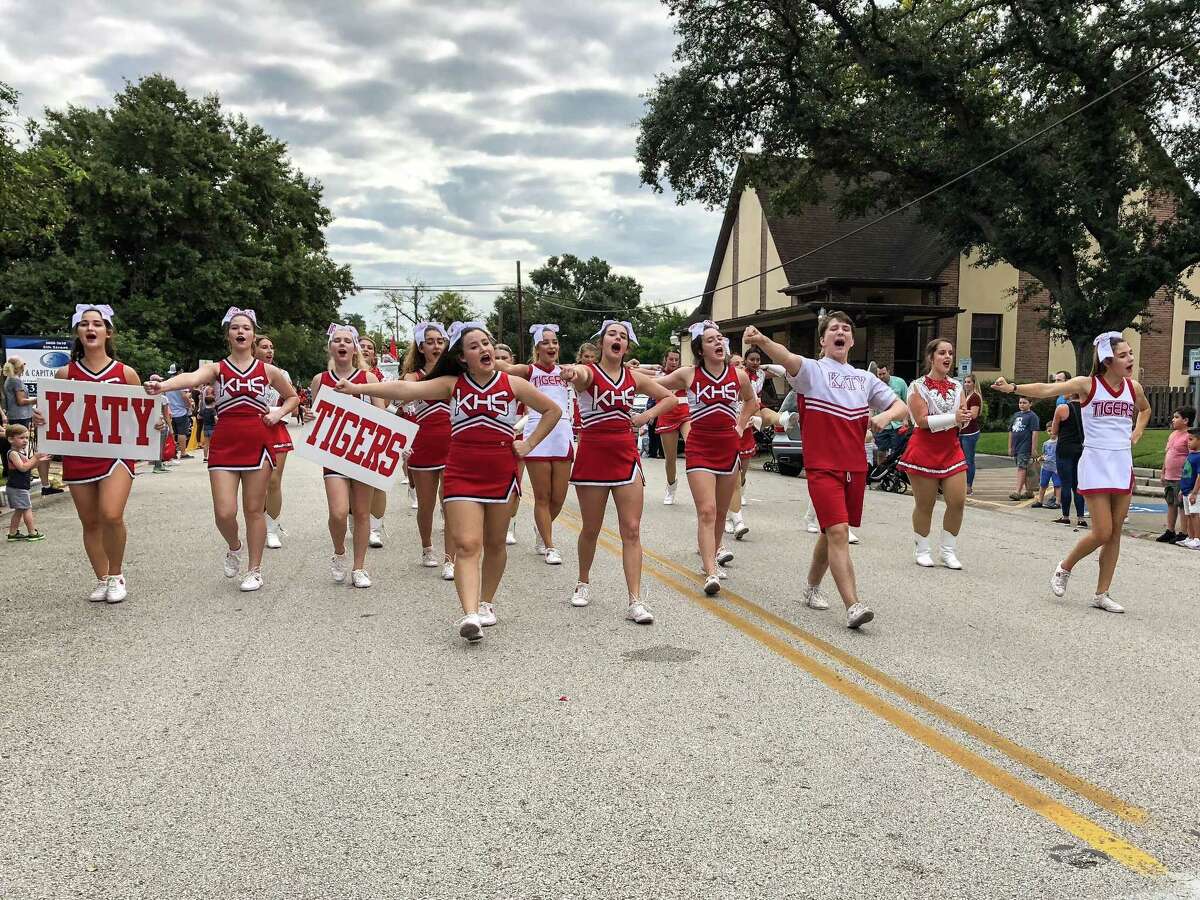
top-left (524, 420), bottom-right (574, 461)
top-left (1077, 445), bottom-right (1133, 495)
top-left (1183, 494), bottom-right (1198, 516)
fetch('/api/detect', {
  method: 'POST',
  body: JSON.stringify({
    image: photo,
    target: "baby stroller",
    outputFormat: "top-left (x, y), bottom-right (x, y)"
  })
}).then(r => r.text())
top-left (869, 424), bottom-right (911, 494)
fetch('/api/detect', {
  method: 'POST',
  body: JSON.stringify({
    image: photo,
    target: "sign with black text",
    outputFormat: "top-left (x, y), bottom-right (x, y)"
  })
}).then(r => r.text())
top-left (294, 389), bottom-right (418, 491)
top-left (34, 379), bottom-right (163, 460)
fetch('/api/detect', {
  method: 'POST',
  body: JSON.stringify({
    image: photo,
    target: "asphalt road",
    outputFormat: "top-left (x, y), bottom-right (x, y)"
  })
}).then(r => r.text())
top-left (3, 447), bottom-right (1199, 899)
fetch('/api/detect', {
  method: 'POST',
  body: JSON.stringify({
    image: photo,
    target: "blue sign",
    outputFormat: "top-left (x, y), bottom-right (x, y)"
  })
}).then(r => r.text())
top-left (2, 335), bottom-right (73, 397)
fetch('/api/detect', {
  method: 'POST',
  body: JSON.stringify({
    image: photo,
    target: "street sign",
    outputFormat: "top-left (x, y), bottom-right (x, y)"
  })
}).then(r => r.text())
top-left (957, 358), bottom-right (972, 378)
top-left (1189, 348), bottom-right (1200, 378)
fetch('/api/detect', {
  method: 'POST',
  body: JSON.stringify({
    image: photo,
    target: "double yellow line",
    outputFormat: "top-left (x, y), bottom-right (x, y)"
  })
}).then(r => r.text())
top-left (555, 507), bottom-right (1167, 877)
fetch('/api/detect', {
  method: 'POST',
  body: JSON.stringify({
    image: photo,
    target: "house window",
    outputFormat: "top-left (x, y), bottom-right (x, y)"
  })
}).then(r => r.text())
top-left (970, 314), bottom-right (1002, 369)
top-left (1183, 320), bottom-right (1200, 374)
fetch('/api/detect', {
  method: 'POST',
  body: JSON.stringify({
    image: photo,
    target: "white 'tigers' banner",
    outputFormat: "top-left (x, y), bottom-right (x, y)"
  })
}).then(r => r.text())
top-left (293, 388), bottom-right (418, 491)
top-left (34, 379), bottom-right (163, 460)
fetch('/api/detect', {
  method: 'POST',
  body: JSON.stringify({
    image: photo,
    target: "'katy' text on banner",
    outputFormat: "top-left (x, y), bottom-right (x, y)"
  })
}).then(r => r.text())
top-left (294, 389), bottom-right (418, 491)
top-left (35, 379), bottom-right (163, 461)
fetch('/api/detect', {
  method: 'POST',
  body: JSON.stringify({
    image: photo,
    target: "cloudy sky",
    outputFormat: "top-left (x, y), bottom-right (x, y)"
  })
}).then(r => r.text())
top-left (0, 0), bottom-right (724, 324)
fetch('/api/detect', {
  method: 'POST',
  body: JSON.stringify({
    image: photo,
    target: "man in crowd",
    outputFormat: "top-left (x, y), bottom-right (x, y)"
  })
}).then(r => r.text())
top-left (873, 364), bottom-right (909, 459)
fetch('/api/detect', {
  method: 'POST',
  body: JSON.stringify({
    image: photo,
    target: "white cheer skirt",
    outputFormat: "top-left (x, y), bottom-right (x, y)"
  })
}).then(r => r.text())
top-left (1077, 445), bottom-right (1133, 495)
top-left (524, 418), bottom-right (575, 461)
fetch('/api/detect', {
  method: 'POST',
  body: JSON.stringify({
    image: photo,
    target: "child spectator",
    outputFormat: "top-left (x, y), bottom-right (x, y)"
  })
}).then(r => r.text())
top-left (1007, 396), bottom-right (1040, 500)
top-left (5, 424), bottom-right (49, 542)
top-left (199, 389), bottom-right (217, 461)
top-left (1032, 435), bottom-right (1060, 509)
top-left (1157, 407), bottom-right (1195, 543)
top-left (1177, 427), bottom-right (1200, 550)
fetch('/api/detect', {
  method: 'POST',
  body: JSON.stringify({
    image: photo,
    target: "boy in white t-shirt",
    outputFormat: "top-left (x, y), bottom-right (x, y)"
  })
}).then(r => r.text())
top-left (744, 313), bottom-right (908, 628)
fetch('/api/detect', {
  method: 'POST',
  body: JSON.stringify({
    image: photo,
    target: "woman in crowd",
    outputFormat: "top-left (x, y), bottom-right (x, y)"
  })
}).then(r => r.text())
top-left (358, 335), bottom-right (391, 548)
top-left (957, 373), bottom-right (983, 495)
top-left (146, 308), bottom-right (298, 592)
top-left (563, 320), bottom-right (676, 622)
top-left (253, 335), bottom-right (294, 550)
top-left (3, 357), bottom-right (57, 495)
top-left (340, 322), bottom-right (561, 642)
top-left (898, 339), bottom-right (970, 569)
top-left (993, 332), bottom-right (1150, 613)
top-left (655, 347), bottom-right (691, 506)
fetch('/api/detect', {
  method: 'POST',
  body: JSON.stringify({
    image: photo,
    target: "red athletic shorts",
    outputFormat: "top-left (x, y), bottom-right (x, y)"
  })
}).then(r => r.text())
top-left (270, 421), bottom-right (293, 454)
top-left (655, 405), bottom-right (690, 435)
top-left (806, 469), bottom-right (866, 530)
top-left (738, 427), bottom-right (758, 461)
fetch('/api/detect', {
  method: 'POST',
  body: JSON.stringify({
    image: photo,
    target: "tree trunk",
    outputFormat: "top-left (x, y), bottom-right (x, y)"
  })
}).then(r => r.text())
top-left (1072, 339), bottom-right (1094, 378)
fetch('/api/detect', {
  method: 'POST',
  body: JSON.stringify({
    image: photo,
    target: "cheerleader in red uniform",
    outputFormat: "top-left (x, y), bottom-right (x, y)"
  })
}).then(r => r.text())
top-left (563, 320), bottom-right (677, 622)
top-left (147, 308), bottom-right (298, 592)
top-left (655, 347), bottom-right (691, 506)
top-left (655, 321), bottom-right (756, 595)
top-left (253, 335), bottom-right (293, 550)
top-left (45, 306), bottom-right (148, 603)
top-left (358, 336), bottom-right (390, 549)
top-left (571, 343), bottom-right (598, 442)
top-left (340, 322), bottom-right (562, 643)
top-left (307, 325), bottom-right (385, 589)
top-left (898, 339), bottom-right (970, 570)
top-left (402, 322), bottom-right (455, 576)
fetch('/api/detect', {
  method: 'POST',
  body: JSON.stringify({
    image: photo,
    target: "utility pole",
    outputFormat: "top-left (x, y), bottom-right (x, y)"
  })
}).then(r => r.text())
top-left (515, 260), bottom-right (525, 359)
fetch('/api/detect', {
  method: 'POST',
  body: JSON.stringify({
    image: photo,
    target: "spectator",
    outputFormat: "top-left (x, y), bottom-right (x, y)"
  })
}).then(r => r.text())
top-left (874, 364), bottom-right (909, 458)
top-left (166, 385), bottom-right (194, 460)
top-left (1157, 407), bottom-right (1195, 543)
top-left (1178, 427), bottom-right (1200, 550)
top-left (1007, 396), bottom-right (1039, 500)
top-left (958, 373), bottom-right (982, 495)
top-left (152, 383), bottom-right (172, 474)
top-left (5, 424), bottom-right (49, 541)
top-left (1050, 388), bottom-right (1087, 527)
top-left (3, 358), bottom-right (62, 496)
top-left (1053, 370), bottom-right (1071, 406)
top-left (1031, 434), bottom-right (1060, 509)
top-left (199, 389), bottom-right (217, 461)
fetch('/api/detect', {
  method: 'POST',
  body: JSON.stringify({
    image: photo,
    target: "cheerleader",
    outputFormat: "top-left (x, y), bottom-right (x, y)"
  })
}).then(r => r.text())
top-left (655, 347), bottom-right (691, 505)
top-left (898, 339), bottom-right (970, 569)
top-left (339, 322), bottom-right (562, 642)
top-left (402, 322), bottom-right (455, 577)
top-left (252, 336), bottom-right (293, 550)
top-left (358, 336), bottom-right (391, 548)
top-left (563, 320), bottom-right (677, 622)
top-left (44, 306), bottom-right (148, 603)
top-left (493, 343), bottom-right (524, 546)
top-left (992, 332), bottom-right (1150, 613)
top-left (572, 343), bottom-right (598, 442)
top-left (655, 322), bottom-right (755, 594)
top-left (309, 325), bottom-right (385, 588)
top-left (494, 324), bottom-right (575, 565)
top-left (146, 308), bottom-right (298, 592)
top-left (726, 346), bottom-right (787, 538)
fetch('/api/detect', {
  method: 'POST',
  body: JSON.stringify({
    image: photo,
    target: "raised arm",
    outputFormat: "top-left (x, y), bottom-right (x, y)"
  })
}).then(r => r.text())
top-left (742, 325), bottom-right (803, 377)
top-left (145, 363), bottom-right (220, 395)
top-left (494, 359), bottom-right (532, 380)
top-left (509, 376), bottom-right (562, 456)
top-left (338, 374), bottom-right (455, 404)
top-left (991, 374), bottom-right (1090, 401)
top-left (631, 369), bottom-right (678, 428)
top-left (654, 366), bottom-right (693, 393)
top-left (561, 364), bottom-right (593, 393)
top-left (1049, 403), bottom-right (1067, 437)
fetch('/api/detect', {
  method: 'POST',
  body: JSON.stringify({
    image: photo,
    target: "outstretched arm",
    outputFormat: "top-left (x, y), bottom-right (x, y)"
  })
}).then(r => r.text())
top-left (145, 363), bottom-right (220, 394)
top-left (630, 370), bottom-right (678, 429)
top-left (654, 366), bottom-right (692, 393)
top-left (494, 359), bottom-right (532, 380)
top-left (560, 364), bottom-right (594, 393)
top-left (870, 398), bottom-right (909, 434)
top-left (338, 374), bottom-right (455, 403)
top-left (742, 325), bottom-right (804, 377)
top-left (991, 374), bottom-right (1090, 401)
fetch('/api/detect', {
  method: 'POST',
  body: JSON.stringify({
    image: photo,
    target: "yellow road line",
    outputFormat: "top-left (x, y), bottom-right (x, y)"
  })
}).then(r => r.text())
top-left (560, 508), bottom-right (1147, 825)
top-left (555, 512), bottom-right (1166, 876)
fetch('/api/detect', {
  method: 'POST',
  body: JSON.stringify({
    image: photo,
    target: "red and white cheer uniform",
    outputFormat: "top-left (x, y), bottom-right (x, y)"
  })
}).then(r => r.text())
top-left (207, 358), bottom-right (277, 471)
top-left (442, 371), bottom-right (520, 504)
top-left (262, 365), bottom-right (293, 454)
top-left (685, 363), bottom-right (741, 475)
top-left (570, 363), bottom-right (642, 486)
top-left (897, 376), bottom-right (966, 480)
top-left (315, 369), bottom-right (370, 479)
top-left (736, 366), bottom-right (768, 461)
top-left (655, 386), bottom-right (691, 435)
top-left (60, 358), bottom-right (137, 485)
top-left (1078, 376), bottom-right (1136, 495)
top-left (407, 371), bottom-right (451, 471)
top-left (523, 363), bottom-right (574, 461)
top-left (786, 358), bottom-right (897, 530)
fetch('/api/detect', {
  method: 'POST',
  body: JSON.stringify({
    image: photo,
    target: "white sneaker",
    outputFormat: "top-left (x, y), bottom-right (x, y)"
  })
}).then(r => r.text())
top-left (1050, 563), bottom-right (1071, 597)
top-left (368, 523), bottom-right (384, 548)
top-left (441, 557), bottom-right (455, 581)
top-left (534, 527), bottom-right (547, 556)
top-left (240, 569), bottom-right (263, 592)
top-left (352, 569), bottom-right (372, 589)
top-left (846, 602), bottom-right (874, 629)
top-left (914, 534), bottom-right (934, 568)
top-left (544, 547), bottom-right (563, 565)
top-left (1091, 593), bottom-right (1125, 614)
top-left (704, 574), bottom-right (721, 595)
top-left (571, 582), bottom-right (590, 607)
top-left (847, 529), bottom-right (860, 545)
top-left (331, 553), bottom-right (348, 584)
top-left (724, 517), bottom-right (735, 535)
top-left (478, 601), bottom-right (497, 626)
top-left (733, 516), bottom-right (749, 541)
top-left (88, 578), bottom-right (109, 602)
top-left (223, 544), bottom-right (244, 578)
top-left (664, 482), bottom-right (676, 505)
top-left (716, 545), bottom-right (734, 565)
top-left (265, 530), bottom-right (282, 550)
top-left (749, 415), bottom-right (763, 431)
top-left (802, 585), bottom-right (830, 610)
top-left (804, 511), bottom-right (819, 534)
top-left (1184, 538), bottom-right (1200, 550)
top-left (626, 600), bottom-right (654, 624)
top-left (940, 533), bottom-right (963, 570)
top-left (458, 614), bottom-right (483, 642)
top-left (505, 521), bottom-right (517, 545)
top-left (409, 487), bottom-right (418, 509)
top-left (421, 546), bottom-right (439, 567)
top-left (710, 564), bottom-right (729, 580)
top-left (104, 574), bottom-right (127, 604)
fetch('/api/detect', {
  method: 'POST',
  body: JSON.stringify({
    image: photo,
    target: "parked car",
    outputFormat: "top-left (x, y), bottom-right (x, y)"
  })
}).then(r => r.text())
top-left (770, 390), bottom-right (803, 476)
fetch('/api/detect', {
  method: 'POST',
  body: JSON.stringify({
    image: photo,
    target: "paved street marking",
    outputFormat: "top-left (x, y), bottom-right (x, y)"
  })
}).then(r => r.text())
top-left (557, 510), bottom-right (1166, 877)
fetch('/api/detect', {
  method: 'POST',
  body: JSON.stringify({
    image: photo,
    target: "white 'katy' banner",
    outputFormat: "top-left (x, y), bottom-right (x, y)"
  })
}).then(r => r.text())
top-left (35, 378), bottom-right (163, 461)
top-left (294, 388), bottom-right (418, 491)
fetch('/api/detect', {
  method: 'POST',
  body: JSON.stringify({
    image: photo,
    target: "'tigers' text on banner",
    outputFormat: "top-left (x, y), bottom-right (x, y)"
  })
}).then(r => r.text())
top-left (34, 379), bottom-right (164, 461)
top-left (294, 389), bottom-right (418, 491)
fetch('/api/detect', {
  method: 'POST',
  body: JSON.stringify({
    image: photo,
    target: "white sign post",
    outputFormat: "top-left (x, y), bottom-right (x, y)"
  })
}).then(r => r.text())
top-left (293, 389), bottom-right (418, 491)
top-left (1189, 349), bottom-right (1200, 413)
top-left (957, 357), bottom-right (972, 379)
top-left (34, 379), bottom-right (164, 460)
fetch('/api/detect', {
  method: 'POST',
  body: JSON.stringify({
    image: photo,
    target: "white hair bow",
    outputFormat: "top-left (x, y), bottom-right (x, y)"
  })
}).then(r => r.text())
top-left (1093, 331), bottom-right (1124, 362)
top-left (529, 323), bottom-right (560, 346)
top-left (222, 307), bottom-right (257, 326)
top-left (71, 304), bottom-right (114, 328)
top-left (326, 323), bottom-right (361, 346)
top-left (413, 321), bottom-right (447, 345)
top-left (447, 320), bottom-right (487, 348)
top-left (687, 319), bottom-right (718, 341)
top-left (593, 319), bottom-right (638, 346)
